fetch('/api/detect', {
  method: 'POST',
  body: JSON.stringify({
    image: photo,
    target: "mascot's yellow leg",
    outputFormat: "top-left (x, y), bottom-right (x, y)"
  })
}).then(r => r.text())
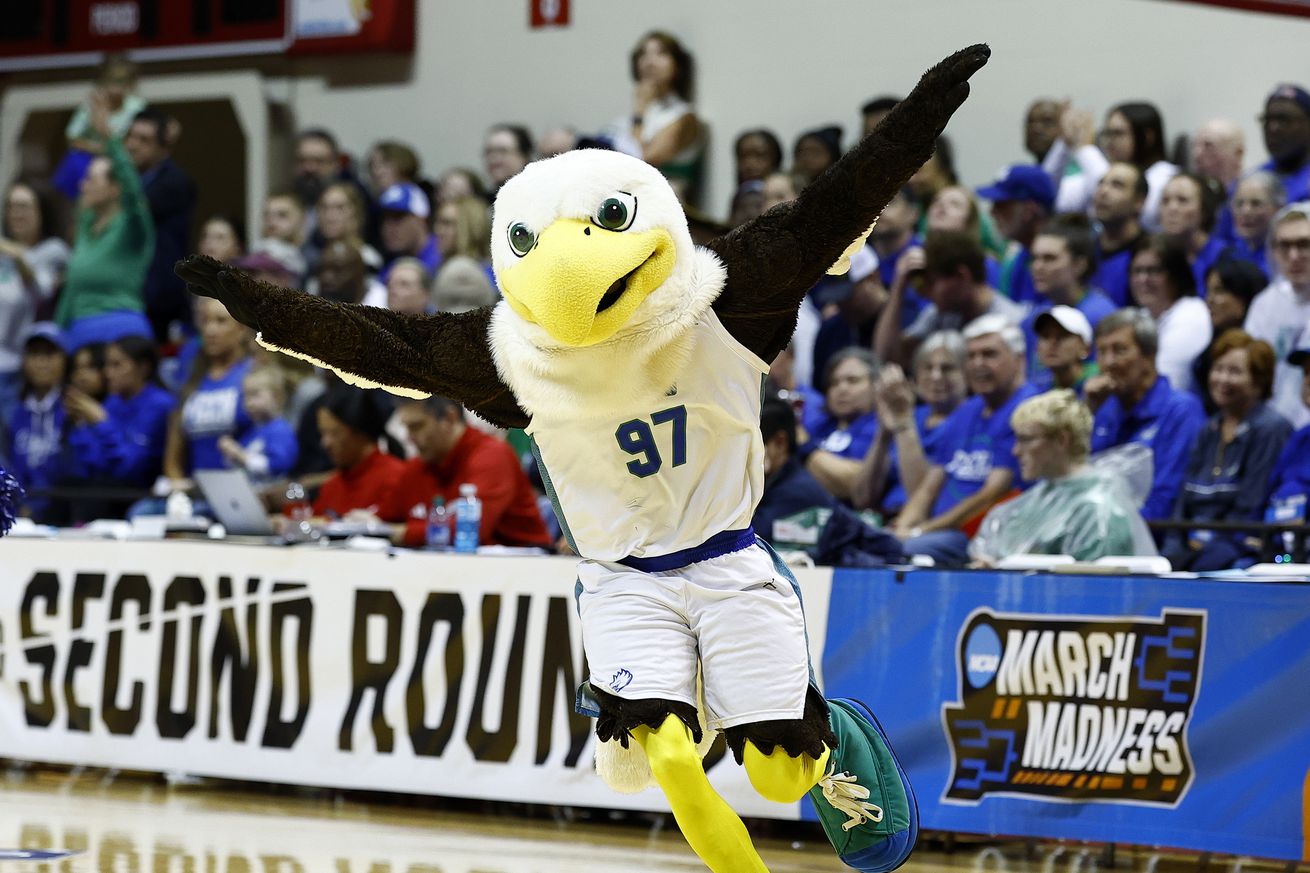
top-left (743, 743), bottom-right (831, 804)
top-left (632, 715), bottom-right (768, 873)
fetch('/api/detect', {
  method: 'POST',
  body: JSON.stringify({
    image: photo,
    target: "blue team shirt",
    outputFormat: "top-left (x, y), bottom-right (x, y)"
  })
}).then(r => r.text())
top-left (1192, 235), bottom-right (1228, 297)
top-left (1001, 247), bottom-right (1038, 307)
top-left (930, 383), bottom-right (1038, 518)
top-left (879, 235), bottom-right (928, 326)
top-left (1261, 158), bottom-right (1310, 204)
top-left (180, 357), bottom-right (254, 471)
top-left (1221, 238), bottom-right (1270, 280)
top-left (882, 404), bottom-right (949, 513)
top-left (239, 417), bottom-right (299, 479)
top-left (1023, 289), bottom-right (1117, 378)
top-left (7, 391), bottom-right (66, 522)
top-left (1092, 238), bottom-right (1138, 308)
top-left (380, 233), bottom-right (443, 284)
top-left (67, 383), bottom-right (175, 486)
top-left (1266, 424), bottom-right (1310, 523)
top-left (1090, 375), bottom-right (1206, 519)
top-left (807, 409), bottom-right (879, 461)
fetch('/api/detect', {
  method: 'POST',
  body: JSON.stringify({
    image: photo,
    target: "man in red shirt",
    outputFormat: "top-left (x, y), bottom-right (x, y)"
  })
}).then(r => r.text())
top-left (312, 387), bottom-right (406, 517)
top-left (381, 396), bottom-right (552, 549)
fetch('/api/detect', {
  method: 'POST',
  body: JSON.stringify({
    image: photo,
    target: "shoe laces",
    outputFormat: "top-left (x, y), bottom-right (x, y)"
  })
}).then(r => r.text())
top-left (819, 760), bottom-right (884, 832)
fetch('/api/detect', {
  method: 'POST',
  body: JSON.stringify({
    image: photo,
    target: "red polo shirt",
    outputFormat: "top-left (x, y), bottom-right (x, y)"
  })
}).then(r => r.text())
top-left (313, 449), bottom-right (406, 517)
top-left (379, 426), bottom-right (551, 549)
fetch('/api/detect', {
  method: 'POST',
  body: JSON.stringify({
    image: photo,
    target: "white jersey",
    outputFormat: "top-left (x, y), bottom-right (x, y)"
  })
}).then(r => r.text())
top-left (528, 311), bottom-right (768, 562)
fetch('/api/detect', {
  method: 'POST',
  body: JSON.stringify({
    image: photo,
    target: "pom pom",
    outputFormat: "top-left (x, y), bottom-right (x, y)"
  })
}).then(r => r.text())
top-left (0, 467), bottom-right (23, 537)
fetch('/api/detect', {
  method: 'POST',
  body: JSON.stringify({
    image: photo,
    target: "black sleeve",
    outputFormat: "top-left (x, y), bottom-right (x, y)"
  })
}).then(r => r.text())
top-left (176, 255), bottom-right (529, 429)
top-left (707, 44), bottom-right (990, 363)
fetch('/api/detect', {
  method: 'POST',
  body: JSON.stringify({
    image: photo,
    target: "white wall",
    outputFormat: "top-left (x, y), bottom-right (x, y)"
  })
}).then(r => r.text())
top-left (281, 0), bottom-right (1310, 220)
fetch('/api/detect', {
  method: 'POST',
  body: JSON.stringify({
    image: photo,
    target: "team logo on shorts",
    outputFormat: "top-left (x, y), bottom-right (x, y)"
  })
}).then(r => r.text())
top-left (611, 668), bottom-right (633, 692)
top-left (942, 607), bottom-right (1205, 808)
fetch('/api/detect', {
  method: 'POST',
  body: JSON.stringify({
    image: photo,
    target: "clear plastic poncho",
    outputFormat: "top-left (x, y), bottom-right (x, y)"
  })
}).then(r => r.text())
top-left (969, 444), bottom-right (1158, 563)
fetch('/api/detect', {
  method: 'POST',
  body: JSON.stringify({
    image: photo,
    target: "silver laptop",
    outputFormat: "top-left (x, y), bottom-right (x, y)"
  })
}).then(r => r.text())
top-left (195, 469), bottom-right (277, 537)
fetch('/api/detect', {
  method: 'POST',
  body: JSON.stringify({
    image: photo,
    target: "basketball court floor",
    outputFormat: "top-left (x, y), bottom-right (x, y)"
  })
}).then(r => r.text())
top-left (0, 765), bottom-right (1300, 872)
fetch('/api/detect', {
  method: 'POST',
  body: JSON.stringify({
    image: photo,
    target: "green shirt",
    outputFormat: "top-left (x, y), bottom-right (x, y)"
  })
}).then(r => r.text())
top-left (55, 136), bottom-right (154, 327)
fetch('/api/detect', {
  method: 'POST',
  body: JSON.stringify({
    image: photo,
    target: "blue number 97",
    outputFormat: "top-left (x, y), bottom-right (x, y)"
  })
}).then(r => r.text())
top-left (615, 405), bottom-right (687, 478)
top-left (616, 419), bottom-right (662, 477)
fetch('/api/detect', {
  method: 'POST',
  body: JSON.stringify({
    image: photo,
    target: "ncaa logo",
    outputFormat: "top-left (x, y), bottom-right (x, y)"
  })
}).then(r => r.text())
top-left (963, 621), bottom-right (1001, 688)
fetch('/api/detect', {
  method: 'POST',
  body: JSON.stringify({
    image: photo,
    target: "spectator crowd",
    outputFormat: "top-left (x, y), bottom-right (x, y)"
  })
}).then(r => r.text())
top-left (3, 37), bottom-right (1310, 569)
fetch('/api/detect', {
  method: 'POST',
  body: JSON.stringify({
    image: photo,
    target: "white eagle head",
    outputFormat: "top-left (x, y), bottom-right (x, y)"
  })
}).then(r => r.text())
top-left (489, 148), bottom-right (701, 350)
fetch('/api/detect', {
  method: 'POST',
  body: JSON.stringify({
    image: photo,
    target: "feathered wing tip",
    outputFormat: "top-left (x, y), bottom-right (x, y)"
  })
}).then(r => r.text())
top-left (254, 333), bottom-right (431, 400)
top-left (0, 466), bottom-right (23, 537)
top-left (593, 669), bottom-right (719, 793)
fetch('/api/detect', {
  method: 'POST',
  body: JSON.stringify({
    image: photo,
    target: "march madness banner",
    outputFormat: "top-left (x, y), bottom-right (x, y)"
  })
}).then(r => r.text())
top-left (0, 540), bottom-right (834, 820)
top-left (819, 569), bottom-right (1310, 862)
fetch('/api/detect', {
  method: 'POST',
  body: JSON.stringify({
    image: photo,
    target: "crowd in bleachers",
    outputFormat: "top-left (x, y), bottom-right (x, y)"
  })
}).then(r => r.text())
top-left (2, 34), bottom-right (1310, 568)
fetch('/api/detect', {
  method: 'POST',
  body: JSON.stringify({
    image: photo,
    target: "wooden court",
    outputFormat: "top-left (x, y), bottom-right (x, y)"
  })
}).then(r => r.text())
top-left (0, 765), bottom-right (1301, 873)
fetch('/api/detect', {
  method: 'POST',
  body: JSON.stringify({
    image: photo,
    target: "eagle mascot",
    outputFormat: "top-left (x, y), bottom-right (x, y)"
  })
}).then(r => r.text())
top-left (179, 44), bottom-right (990, 873)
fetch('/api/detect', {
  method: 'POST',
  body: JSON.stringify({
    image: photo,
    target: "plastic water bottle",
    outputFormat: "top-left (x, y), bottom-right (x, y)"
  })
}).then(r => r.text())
top-left (453, 483), bottom-right (481, 553)
top-left (426, 496), bottom-right (451, 551)
top-left (284, 481), bottom-right (315, 542)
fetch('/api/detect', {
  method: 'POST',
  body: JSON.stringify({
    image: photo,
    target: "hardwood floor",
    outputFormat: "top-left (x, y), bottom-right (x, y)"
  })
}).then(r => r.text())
top-left (0, 766), bottom-right (1299, 873)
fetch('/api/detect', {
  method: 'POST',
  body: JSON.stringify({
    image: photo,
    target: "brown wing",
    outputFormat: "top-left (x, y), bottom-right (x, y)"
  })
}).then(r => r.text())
top-left (709, 44), bottom-right (991, 362)
top-left (176, 255), bottom-right (528, 429)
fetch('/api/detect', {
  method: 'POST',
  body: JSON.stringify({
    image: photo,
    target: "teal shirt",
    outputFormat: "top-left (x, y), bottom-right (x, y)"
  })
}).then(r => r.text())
top-left (56, 136), bottom-right (154, 326)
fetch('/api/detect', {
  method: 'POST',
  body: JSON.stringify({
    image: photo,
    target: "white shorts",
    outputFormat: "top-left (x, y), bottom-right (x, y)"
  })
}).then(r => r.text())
top-left (576, 542), bottom-right (811, 732)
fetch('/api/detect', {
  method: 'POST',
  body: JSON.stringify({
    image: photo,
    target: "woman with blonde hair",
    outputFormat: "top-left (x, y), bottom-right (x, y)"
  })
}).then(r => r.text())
top-left (970, 389), bottom-right (1156, 563)
top-left (309, 181), bottom-right (382, 274)
top-left (433, 195), bottom-right (494, 285)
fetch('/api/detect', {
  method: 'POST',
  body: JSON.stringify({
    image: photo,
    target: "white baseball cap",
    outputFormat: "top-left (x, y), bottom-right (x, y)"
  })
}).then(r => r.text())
top-left (1033, 305), bottom-right (1093, 345)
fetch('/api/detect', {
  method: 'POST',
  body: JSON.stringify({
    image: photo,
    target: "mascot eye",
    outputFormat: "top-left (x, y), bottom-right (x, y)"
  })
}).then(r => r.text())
top-left (507, 222), bottom-right (537, 257)
top-left (592, 193), bottom-right (637, 232)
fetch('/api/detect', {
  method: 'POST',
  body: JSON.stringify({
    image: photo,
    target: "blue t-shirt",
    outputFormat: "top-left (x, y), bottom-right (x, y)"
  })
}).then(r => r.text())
top-left (7, 390), bottom-right (66, 522)
top-left (1001, 247), bottom-right (1038, 307)
top-left (807, 409), bottom-right (879, 461)
top-left (882, 404), bottom-right (949, 514)
top-left (67, 382), bottom-right (175, 487)
top-left (878, 235), bottom-right (928, 326)
top-left (1266, 424), bottom-right (1310, 523)
top-left (930, 383), bottom-right (1038, 518)
top-left (1090, 375), bottom-right (1206, 519)
top-left (239, 416), bottom-right (299, 479)
top-left (1023, 288), bottom-right (1118, 377)
top-left (1191, 235), bottom-right (1228, 297)
top-left (181, 357), bottom-right (254, 472)
top-left (1220, 238), bottom-right (1270, 282)
top-left (1092, 237), bottom-right (1138, 308)
top-left (1261, 157), bottom-right (1310, 204)
top-left (380, 233), bottom-right (443, 284)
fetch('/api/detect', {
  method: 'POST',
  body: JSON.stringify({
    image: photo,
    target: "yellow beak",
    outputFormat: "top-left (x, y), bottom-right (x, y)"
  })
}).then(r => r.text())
top-left (499, 218), bottom-right (675, 347)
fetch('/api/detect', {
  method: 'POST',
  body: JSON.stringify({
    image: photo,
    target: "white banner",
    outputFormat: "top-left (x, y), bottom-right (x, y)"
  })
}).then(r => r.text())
top-left (0, 540), bottom-right (833, 819)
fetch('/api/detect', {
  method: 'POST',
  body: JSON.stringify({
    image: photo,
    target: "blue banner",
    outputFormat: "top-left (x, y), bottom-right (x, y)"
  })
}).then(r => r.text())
top-left (813, 570), bottom-right (1310, 862)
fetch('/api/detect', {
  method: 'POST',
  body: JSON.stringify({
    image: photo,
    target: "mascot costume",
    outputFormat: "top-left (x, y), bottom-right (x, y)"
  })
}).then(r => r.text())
top-left (178, 44), bottom-right (990, 873)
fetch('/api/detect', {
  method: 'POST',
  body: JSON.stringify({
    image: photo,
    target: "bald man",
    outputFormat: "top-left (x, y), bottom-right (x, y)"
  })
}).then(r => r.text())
top-left (1192, 119), bottom-right (1245, 189)
top-left (1193, 119), bottom-right (1247, 244)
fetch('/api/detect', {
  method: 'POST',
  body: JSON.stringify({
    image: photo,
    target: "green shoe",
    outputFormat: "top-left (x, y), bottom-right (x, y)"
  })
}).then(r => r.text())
top-left (807, 698), bottom-right (919, 873)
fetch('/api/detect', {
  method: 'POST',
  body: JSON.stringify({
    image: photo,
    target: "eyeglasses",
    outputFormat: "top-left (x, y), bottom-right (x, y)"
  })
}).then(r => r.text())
top-left (1275, 238), bottom-right (1310, 254)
